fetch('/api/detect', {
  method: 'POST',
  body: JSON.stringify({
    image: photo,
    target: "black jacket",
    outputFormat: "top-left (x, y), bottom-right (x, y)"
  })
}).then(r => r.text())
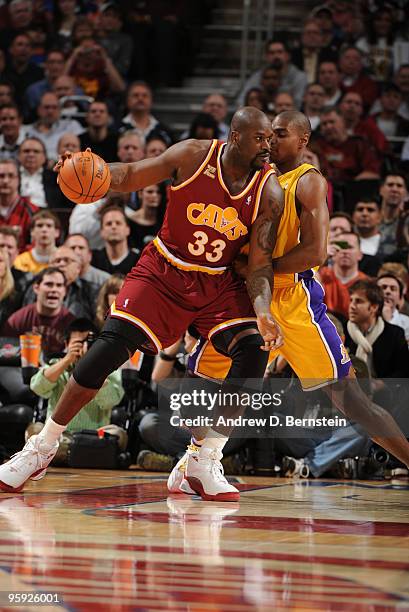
top-left (345, 320), bottom-right (409, 378)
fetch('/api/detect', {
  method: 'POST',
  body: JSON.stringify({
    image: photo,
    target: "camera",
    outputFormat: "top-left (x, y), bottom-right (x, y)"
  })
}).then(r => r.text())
top-left (87, 332), bottom-right (96, 349)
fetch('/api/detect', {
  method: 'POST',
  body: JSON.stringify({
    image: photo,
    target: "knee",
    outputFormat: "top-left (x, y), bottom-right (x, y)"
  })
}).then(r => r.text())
top-left (229, 334), bottom-right (268, 378)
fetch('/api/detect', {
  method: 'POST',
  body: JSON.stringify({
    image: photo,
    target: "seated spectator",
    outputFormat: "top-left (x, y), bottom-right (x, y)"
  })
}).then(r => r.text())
top-left (120, 81), bottom-right (173, 146)
top-left (339, 91), bottom-right (388, 156)
top-left (236, 39), bottom-right (308, 109)
top-left (327, 210), bottom-right (379, 276)
top-left (378, 262), bottom-right (409, 316)
top-left (47, 246), bottom-right (97, 319)
top-left (0, 81), bottom-right (15, 107)
top-left (244, 87), bottom-right (266, 111)
top-left (345, 279), bottom-right (409, 378)
top-left (65, 233), bottom-right (110, 290)
top-left (371, 64), bottom-right (409, 121)
top-left (0, 103), bottom-right (28, 161)
top-left (117, 130), bottom-right (144, 163)
top-left (14, 210), bottom-right (60, 274)
top-left (318, 61), bottom-right (342, 106)
top-left (18, 137), bottom-right (66, 209)
top-left (52, 75), bottom-right (86, 122)
top-left (1, 266), bottom-right (74, 355)
top-left (187, 113), bottom-right (219, 140)
top-left (302, 82), bottom-right (326, 130)
top-left (26, 91), bottom-right (83, 161)
top-left (202, 93), bottom-right (229, 141)
top-left (0, 226), bottom-right (32, 295)
top-left (3, 34), bottom-right (43, 109)
top-left (291, 18), bottom-right (337, 83)
top-left (339, 45), bottom-right (379, 111)
top-left (95, 273), bottom-right (124, 329)
top-left (310, 107), bottom-right (380, 183)
top-left (259, 65), bottom-right (282, 113)
top-left (356, 7), bottom-right (397, 82)
top-left (92, 206), bottom-right (139, 275)
top-left (52, 0), bottom-right (79, 51)
top-left (329, 211), bottom-right (353, 239)
top-left (30, 317), bottom-right (124, 436)
top-left (372, 83), bottom-right (409, 152)
top-left (98, 3), bottom-right (133, 78)
top-left (354, 203), bottom-right (380, 255)
top-left (79, 101), bottom-right (118, 161)
top-left (19, 247), bottom-right (96, 319)
top-left (319, 231), bottom-right (368, 319)
top-left (0, 247), bottom-right (21, 328)
top-left (0, 0), bottom-right (34, 51)
top-left (64, 37), bottom-right (125, 100)
top-left (145, 134), bottom-right (168, 159)
top-left (57, 132), bottom-right (80, 157)
top-left (24, 50), bottom-right (66, 121)
top-left (128, 185), bottom-right (162, 252)
top-left (378, 173), bottom-right (408, 259)
top-left (377, 274), bottom-right (409, 342)
top-left (395, 64), bottom-right (409, 120)
top-left (273, 92), bottom-right (295, 114)
top-left (0, 158), bottom-right (38, 250)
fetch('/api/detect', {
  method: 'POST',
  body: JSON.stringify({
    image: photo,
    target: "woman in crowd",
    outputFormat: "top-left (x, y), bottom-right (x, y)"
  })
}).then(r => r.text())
top-left (0, 249), bottom-right (20, 329)
top-left (127, 184), bottom-right (163, 252)
top-left (95, 274), bottom-right (124, 330)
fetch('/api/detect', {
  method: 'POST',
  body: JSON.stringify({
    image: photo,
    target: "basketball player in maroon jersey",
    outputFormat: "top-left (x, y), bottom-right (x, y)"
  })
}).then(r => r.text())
top-left (0, 107), bottom-right (284, 501)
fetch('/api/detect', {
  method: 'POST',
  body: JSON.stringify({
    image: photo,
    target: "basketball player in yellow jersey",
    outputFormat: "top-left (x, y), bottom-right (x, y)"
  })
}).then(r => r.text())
top-left (168, 110), bottom-right (409, 494)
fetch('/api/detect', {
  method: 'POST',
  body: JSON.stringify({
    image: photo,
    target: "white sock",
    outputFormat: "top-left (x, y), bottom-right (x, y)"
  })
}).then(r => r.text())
top-left (199, 429), bottom-right (228, 457)
top-left (39, 418), bottom-right (66, 447)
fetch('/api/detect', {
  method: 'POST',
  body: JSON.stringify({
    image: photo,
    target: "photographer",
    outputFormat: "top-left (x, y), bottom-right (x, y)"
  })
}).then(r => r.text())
top-left (29, 318), bottom-right (125, 443)
top-left (64, 38), bottom-right (125, 100)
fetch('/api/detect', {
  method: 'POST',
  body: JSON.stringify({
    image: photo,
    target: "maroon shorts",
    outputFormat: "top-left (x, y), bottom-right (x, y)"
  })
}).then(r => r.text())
top-left (109, 242), bottom-right (256, 352)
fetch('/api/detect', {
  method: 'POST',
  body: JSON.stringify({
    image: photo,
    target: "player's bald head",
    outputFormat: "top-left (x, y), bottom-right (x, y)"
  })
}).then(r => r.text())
top-left (273, 110), bottom-right (312, 136)
top-left (230, 106), bottom-right (270, 134)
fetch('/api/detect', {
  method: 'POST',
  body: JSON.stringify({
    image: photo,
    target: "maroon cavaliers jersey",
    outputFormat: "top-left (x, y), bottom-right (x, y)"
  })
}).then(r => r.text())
top-left (153, 140), bottom-right (275, 274)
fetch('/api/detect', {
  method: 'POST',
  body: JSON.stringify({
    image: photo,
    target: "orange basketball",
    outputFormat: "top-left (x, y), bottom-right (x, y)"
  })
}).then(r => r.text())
top-left (58, 150), bottom-right (111, 204)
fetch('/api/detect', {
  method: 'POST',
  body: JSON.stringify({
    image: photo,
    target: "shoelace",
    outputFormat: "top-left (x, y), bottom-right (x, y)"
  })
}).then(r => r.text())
top-left (207, 450), bottom-right (228, 484)
top-left (7, 440), bottom-right (55, 473)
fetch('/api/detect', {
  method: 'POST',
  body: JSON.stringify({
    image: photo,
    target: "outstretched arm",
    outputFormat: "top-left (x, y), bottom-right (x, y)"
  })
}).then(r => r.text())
top-left (55, 140), bottom-right (203, 194)
top-left (246, 173), bottom-right (284, 349)
top-left (108, 140), bottom-right (189, 192)
top-left (273, 171), bottom-right (328, 274)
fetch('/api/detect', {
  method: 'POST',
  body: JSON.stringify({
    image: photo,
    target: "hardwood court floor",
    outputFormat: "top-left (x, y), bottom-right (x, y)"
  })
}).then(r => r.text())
top-left (0, 468), bottom-right (408, 611)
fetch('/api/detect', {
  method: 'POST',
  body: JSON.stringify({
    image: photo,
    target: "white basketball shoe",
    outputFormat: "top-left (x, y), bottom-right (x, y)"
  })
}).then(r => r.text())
top-left (167, 443), bottom-right (199, 494)
top-left (0, 435), bottom-right (59, 493)
top-left (185, 447), bottom-right (240, 502)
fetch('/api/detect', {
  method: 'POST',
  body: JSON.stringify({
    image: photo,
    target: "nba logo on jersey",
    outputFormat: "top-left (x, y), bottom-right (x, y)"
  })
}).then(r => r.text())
top-left (245, 195), bottom-right (252, 206)
top-left (203, 164), bottom-right (216, 179)
top-left (123, 298), bottom-right (129, 308)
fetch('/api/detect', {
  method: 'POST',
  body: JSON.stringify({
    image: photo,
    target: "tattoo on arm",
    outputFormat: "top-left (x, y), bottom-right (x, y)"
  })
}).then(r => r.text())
top-left (108, 163), bottom-right (129, 190)
top-left (246, 182), bottom-right (284, 312)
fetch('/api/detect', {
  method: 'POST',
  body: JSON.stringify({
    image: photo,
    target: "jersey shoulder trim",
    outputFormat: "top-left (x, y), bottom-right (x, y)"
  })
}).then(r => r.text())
top-left (170, 139), bottom-right (218, 192)
top-left (251, 168), bottom-right (277, 224)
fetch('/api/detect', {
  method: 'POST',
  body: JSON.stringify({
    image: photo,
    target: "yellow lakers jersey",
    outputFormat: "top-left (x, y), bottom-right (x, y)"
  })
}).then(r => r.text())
top-left (273, 162), bottom-right (318, 287)
top-left (241, 162), bottom-right (319, 287)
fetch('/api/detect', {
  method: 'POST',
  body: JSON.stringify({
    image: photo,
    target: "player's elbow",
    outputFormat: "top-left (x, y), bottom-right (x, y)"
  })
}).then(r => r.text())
top-left (307, 244), bottom-right (327, 267)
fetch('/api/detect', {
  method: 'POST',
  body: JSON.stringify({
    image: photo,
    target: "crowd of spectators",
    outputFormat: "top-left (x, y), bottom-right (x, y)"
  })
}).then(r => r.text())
top-left (0, 0), bottom-right (408, 479)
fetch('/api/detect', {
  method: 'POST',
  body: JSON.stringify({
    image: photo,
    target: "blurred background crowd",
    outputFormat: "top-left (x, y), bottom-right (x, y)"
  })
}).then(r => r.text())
top-left (0, 0), bottom-right (408, 481)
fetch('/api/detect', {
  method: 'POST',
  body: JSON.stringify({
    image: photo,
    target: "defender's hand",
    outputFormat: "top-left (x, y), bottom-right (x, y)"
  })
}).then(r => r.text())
top-left (257, 313), bottom-right (283, 351)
